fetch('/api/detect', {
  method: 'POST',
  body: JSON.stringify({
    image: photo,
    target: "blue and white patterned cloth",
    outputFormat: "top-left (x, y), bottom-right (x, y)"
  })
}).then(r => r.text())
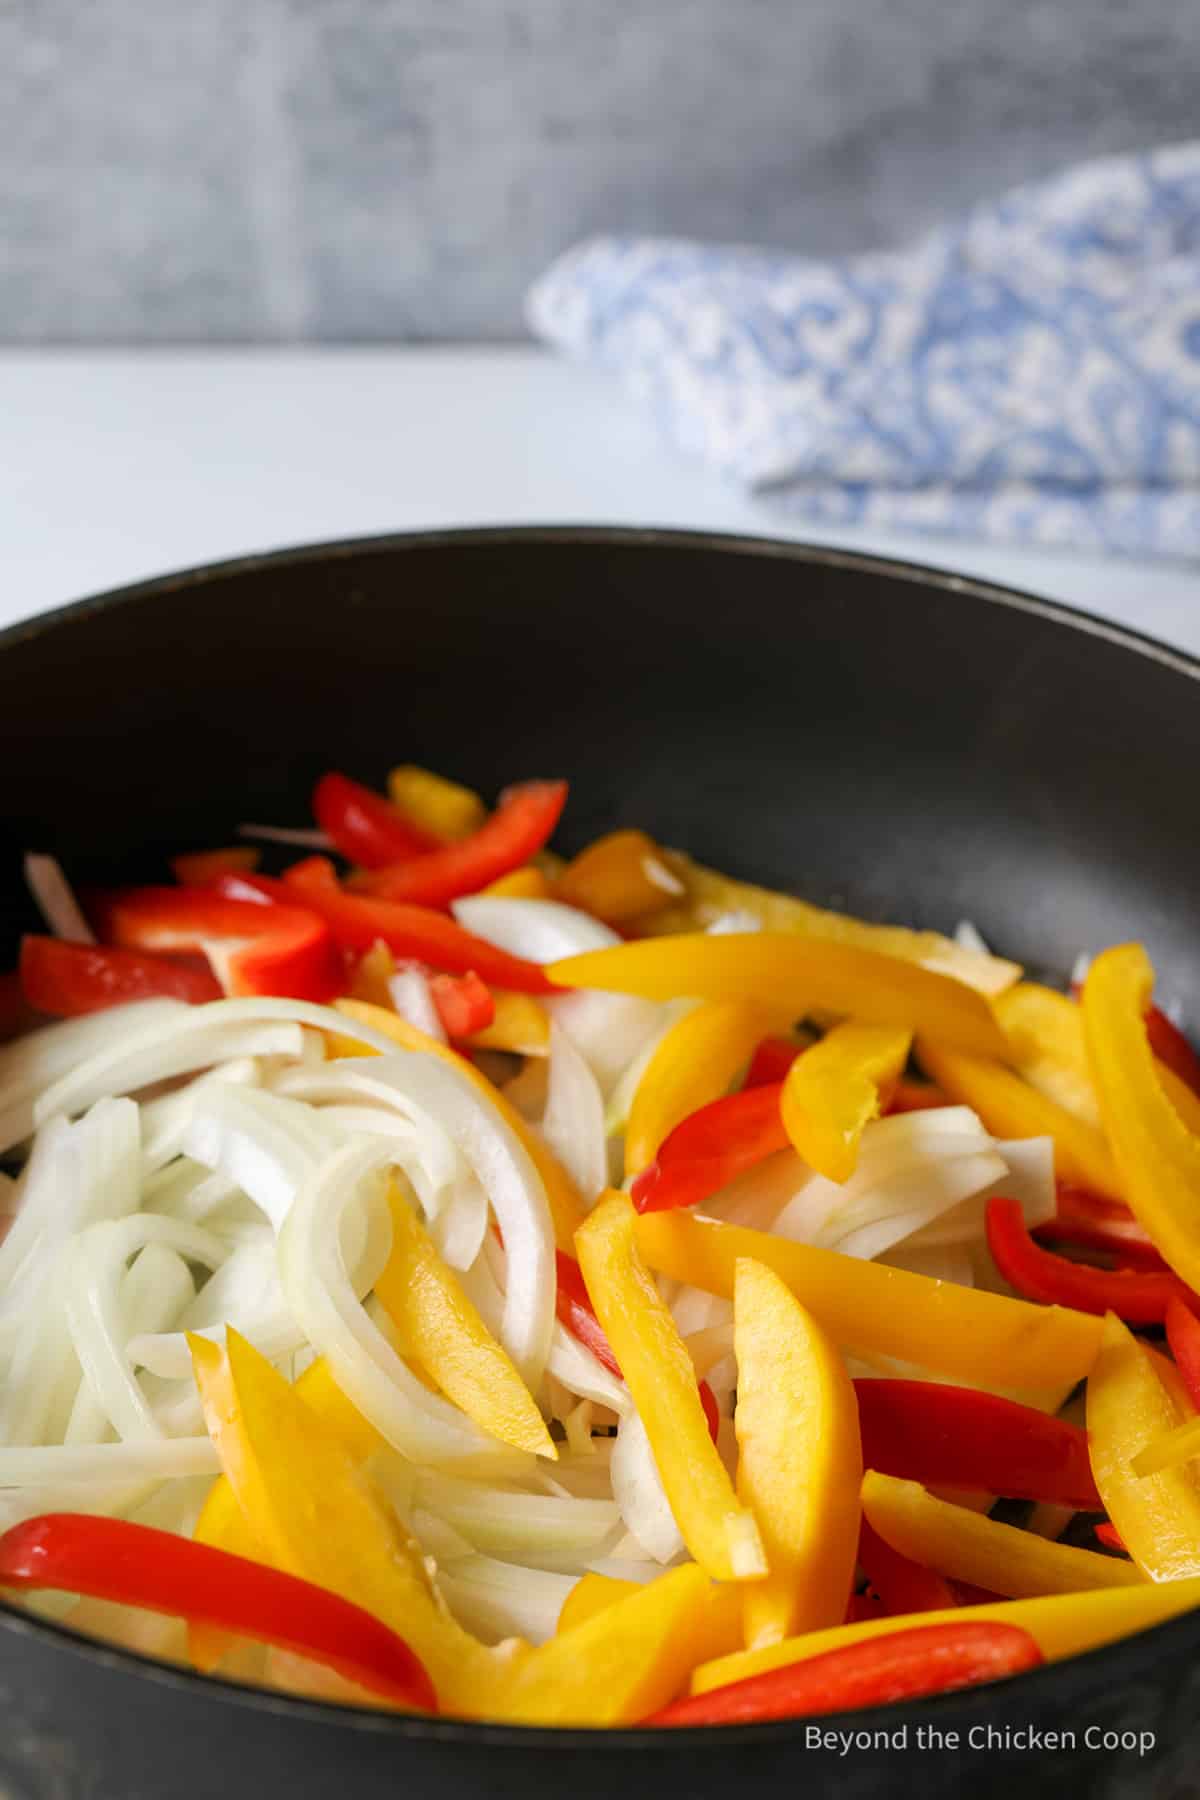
top-left (528, 145), bottom-right (1200, 558)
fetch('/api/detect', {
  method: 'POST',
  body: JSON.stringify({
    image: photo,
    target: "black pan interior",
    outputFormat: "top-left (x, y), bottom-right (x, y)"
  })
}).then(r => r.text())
top-left (0, 527), bottom-right (1196, 1799)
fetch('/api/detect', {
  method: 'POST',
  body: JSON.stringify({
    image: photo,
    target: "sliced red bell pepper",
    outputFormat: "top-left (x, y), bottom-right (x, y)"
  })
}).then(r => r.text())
top-left (352, 780), bottom-right (568, 907)
top-left (429, 971), bottom-right (495, 1038)
top-left (1145, 1005), bottom-right (1200, 1101)
top-left (646, 1620), bottom-right (1042, 1726)
top-left (1094, 1523), bottom-right (1128, 1554)
top-left (313, 772), bottom-right (441, 867)
top-left (1166, 1296), bottom-right (1200, 1410)
top-left (1034, 1184), bottom-right (1166, 1270)
top-left (986, 1195), bottom-right (1197, 1325)
top-left (844, 1589), bottom-right (888, 1624)
top-left (630, 1083), bottom-right (789, 1215)
top-left (95, 887), bottom-right (345, 1004)
top-left (171, 847), bottom-right (261, 886)
top-left (885, 1077), bottom-right (950, 1115)
top-left (857, 1518), bottom-right (957, 1615)
top-left (744, 1036), bottom-right (803, 1088)
top-left (553, 1250), bottom-right (719, 1441)
top-left (216, 868), bottom-right (558, 997)
top-left (854, 1377), bottom-right (1100, 1508)
top-left (0, 1513), bottom-right (436, 1711)
top-left (0, 967), bottom-right (41, 1038)
top-left (20, 935), bottom-right (222, 1016)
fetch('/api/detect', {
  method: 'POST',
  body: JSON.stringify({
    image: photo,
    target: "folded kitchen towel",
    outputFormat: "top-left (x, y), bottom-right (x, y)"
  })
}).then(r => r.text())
top-left (528, 144), bottom-right (1200, 558)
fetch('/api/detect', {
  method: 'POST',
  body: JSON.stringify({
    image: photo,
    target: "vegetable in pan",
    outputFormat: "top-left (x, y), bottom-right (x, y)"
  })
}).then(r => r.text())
top-left (1, 766), bottom-right (1199, 1727)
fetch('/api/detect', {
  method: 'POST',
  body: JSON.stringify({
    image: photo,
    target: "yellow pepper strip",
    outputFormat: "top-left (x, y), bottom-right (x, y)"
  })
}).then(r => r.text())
top-left (557, 1571), bottom-right (641, 1632)
top-left (575, 1193), bottom-right (766, 1581)
top-left (1083, 943), bottom-right (1200, 1291)
top-left (1132, 1416), bottom-right (1200, 1478)
top-left (555, 829), bottom-right (684, 924)
top-left (915, 1038), bottom-right (1121, 1199)
top-left (465, 990), bottom-right (550, 1056)
top-left (690, 1577), bottom-right (1200, 1696)
top-left (780, 1022), bottom-right (912, 1182)
top-left (481, 866), bottom-right (552, 900)
top-left (386, 764), bottom-right (487, 842)
top-left (624, 998), bottom-right (771, 1177)
top-left (995, 979), bottom-right (1200, 1139)
top-left (634, 1211), bottom-right (1102, 1394)
top-left (374, 1180), bottom-right (555, 1459)
top-left (734, 1258), bottom-right (862, 1648)
top-left (1086, 1312), bottom-right (1200, 1579)
top-left (556, 1570), bottom-right (744, 1671)
top-left (861, 1472), bottom-right (1141, 1599)
top-left (640, 853), bottom-right (1022, 998)
top-left (549, 936), bottom-right (1009, 1062)
top-left (330, 999), bottom-right (585, 1254)
top-left (484, 1564), bottom-right (719, 1725)
top-left (189, 1328), bottom-right (513, 1710)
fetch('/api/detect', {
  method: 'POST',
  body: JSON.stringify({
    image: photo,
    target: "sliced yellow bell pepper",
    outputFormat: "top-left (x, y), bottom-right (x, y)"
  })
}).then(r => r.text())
top-left (549, 935), bottom-right (1009, 1061)
top-left (481, 865), bottom-right (553, 900)
top-left (557, 1571), bottom-right (641, 1633)
top-left (347, 940), bottom-right (397, 1009)
top-left (1083, 944), bottom-right (1200, 1291)
top-left (640, 853), bottom-right (1022, 997)
top-left (189, 1328), bottom-right (512, 1709)
top-left (465, 990), bottom-right (549, 1056)
top-left (331, 998), bottom-right (585, 1254)
top-left (915, 1038), bottom-right (1121, 1198)
top-left (734, 1258), bottom-right (862, 1648)
top-left (624, 998), bottom-right (770, 1177)
top-left (575, 1193), bottom-right (766, 1581)
top-left (1086, 1311), bottom-right (1200, 1580)
top-left (555, 830), bottom-right (683, 924)
top-left (1131, 1409), bottom-right (1200, 1478)
top-left (861, 1472), bottom-right (1141, 1599)
top-left (484, 1564), bottom-right (719, 1725)
top-left (634, 1211), bottom-right (1102, 1394)
top-left (374, 1180), bottom-right (555, 1459)
top-left (690, 1577), bottom-right (1200, 1695)
top-left (556, 1569), bottom-right (744, 1670)
top-left (780, 1022), bottom-right (911, 1181)
top-left (387, 764), bottom-right (487, 842)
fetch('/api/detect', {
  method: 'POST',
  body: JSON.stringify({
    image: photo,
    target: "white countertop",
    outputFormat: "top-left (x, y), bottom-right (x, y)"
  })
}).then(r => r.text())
top-left (4, 346), bottom-right (1197, 652)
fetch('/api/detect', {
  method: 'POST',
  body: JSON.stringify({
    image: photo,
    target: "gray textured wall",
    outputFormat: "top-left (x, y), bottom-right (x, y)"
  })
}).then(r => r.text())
top-left (3, 0), bottom-right (1197, 342)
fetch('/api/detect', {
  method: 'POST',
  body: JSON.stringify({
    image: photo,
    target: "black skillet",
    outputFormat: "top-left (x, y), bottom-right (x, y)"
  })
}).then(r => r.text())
top-left (0, 528), bottom-right (1196, 1799)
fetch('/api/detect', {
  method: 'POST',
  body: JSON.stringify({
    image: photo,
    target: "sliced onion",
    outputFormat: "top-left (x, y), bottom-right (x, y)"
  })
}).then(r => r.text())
top-left (388, 967), bottom-right (447, 1043)
top-left (130, 1237), bottom-right (300, 1379)
top-left (63, 1215), bottom-right (227, 1442)
top-left (701, 1147), bottom-right (808, 1232)
top-left (278, 1138), bottom-right (529, 1474)
top-left (540, 1021), bottom-right (607, 1203)
top-left (610, 1406), bottom-right (685, 1564)
top-left (238, 824), bottom-right (334, 849)
top-left (32, 996), bottom-right (404, 1134)
top-left (604, 999), bottom-right (696, 1137)
top-left (705, 910), bottom-right (762, 935)
top-left (139, 1057), bottom-right (260, 1176)
top-left (884, 1242), bottom-right (977, 1286)
top-left (183, 1086), bottom-right (338, 1232)
top-left (0, 1438), bottom-right (218, 1485)
top-left (24, 853), bottom-right (95, 943)
top-left (438, 1556), bottom-right (576, 1646)
top-left (66, 1242), bottom-right (197, 1447)
top-left (0, 1000), bottom-right (184, 1153)
top-left (954, 919), bottom-right (991, 955)
top-left (906, 1135), bottom-right (1056, 1248)
top-left (413, 1470), bottom-right (620, 1568)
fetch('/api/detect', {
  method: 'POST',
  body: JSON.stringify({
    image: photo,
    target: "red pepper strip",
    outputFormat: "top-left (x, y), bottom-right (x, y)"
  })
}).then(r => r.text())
top-left (647, 1620), bottom-right (1043, 1727)
top-left (353, 781), bottom-right (568, 907)
top-left (216, 870), bottom-right (557, 997)
top-left (948, 1581), bottom-right (1008, 1606)
top-left (986, 1195), bottom-right (1198, 1325)
top-left (1095, 1524), bottom-right (1127, 1554)
top-left (858, 1518), bottom-right (957, 1615)
top-left (1145, 1005), bottom-right (1200, 1101)
top-left (0, 967), bottom-right (42, 1039)
top-left (630, 1083), bottom-right (789, 1215)
top-left (1034, 1184), bottom-right (1167, 1271)
top-left (20, 935), bottom-right (222, 1016)
top-left (94, 887), bottom-right (345, 1005)
top-left (171, 847), bottom-right (261, 886)
top-left (845, 1590), bottom-right (888, 1624)
top-left (1165, 1296), bottom-right (1200, 1409)
top-left (0, 1513), bottom-right (436, 1711)
top-left (313, 772), bottom-right (441, 867)
top-left (553, 1250), bottom-right (719, 1441)
top-left (429, 971), bottom-right (495, 1038)
top-left (744, 1037), bottom-right (803, 1088)
top-left (853, 1377), bottom-right (1101, 1509)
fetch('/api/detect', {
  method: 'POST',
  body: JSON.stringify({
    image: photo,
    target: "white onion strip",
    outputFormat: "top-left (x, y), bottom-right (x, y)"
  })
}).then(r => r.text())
top-left (0, 1000), bottom-right (184, 1154)
top-left (541, 1021), bottom-right (607, 1203)
top-left (610, 1406), bottom-right (686, 1564)
top-left (24, 853), bottom-right (95, 943)
top-left (0, 1439), bottom-right (218, 1486)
